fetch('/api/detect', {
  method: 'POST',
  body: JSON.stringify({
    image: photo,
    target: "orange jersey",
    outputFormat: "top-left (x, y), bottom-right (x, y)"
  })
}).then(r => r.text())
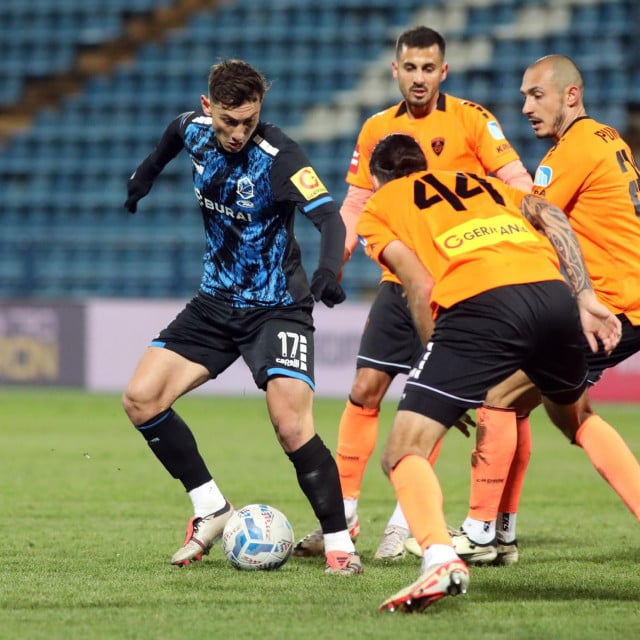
top-left (347, 93), bottom-right (524, 283)
top-left (357, 170), bottom-right (564, 317)
top-left (532, 117), bottom-right (640, 324)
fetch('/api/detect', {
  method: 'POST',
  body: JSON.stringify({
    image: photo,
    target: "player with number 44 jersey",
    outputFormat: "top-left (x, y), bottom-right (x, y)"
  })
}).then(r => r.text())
top-left (292, 26), bottom-right (534, 563)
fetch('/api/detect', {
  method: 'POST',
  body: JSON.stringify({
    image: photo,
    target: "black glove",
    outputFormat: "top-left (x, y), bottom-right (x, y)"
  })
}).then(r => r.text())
top-left (310, 268), bottom-right (346, 308)
top-left (124, 176), bottom-right (152, 214)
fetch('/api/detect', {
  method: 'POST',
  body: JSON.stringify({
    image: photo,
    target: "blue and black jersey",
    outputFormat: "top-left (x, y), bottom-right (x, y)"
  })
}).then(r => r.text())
top-left (127, 111), bottom-right (345, 308)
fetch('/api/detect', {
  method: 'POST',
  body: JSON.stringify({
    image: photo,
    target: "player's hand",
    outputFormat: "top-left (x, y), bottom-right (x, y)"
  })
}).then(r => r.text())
top-left (124, 174), bottom-right (152, 214)
top-left (310, 268), bottom-right (346, 308)
top-left (337, 247), bottom-right (351, 283)
top-left (452, 412), bottom-right (476, 438)
top-left (576, 290), bottom-right (622, 354)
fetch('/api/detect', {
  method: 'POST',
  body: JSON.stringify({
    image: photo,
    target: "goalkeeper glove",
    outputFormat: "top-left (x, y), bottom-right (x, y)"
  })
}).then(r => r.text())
top-left (124, 173), bottom-right (152, 213)
top-left (310, 268), bottom-right (346, 308)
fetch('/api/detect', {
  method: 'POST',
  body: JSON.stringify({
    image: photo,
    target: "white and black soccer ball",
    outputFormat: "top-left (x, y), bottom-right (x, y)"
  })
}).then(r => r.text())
top-left (222, 504), bottom-right (294, 571)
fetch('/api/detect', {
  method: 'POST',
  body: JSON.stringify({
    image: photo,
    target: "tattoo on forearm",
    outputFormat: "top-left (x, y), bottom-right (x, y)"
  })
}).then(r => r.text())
top-left (521, 195), bottom-right (591, 295)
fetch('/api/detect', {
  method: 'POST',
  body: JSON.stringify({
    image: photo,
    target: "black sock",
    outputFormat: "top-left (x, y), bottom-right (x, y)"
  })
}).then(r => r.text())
top-left (287, 434), bottom-right (347, 534)
top-left (135, 409), bottom-right (211, 491)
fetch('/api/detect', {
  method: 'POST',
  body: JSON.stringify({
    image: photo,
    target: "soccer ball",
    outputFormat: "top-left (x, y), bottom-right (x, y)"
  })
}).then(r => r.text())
top-left (222, 504), bottom-right (294, 571)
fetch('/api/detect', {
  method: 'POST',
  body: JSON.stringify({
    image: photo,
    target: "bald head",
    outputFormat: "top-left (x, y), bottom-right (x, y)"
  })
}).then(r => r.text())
top-left (520, 54), bottom-right (587, 141)
top-left (527, 54), bottom-right (584, 95)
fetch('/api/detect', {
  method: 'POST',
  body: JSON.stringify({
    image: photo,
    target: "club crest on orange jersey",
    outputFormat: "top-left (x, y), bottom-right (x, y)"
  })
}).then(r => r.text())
top-left (431, 138), bottom-right (445, 156)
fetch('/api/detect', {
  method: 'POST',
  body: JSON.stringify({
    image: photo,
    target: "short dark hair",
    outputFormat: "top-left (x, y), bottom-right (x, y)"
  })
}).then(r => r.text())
top-left (395, 25), bottom-right (446, 58)
top-left (207, 59), bottom-right (270, 107)
top-left (370, 134), bottom-right (427, 186)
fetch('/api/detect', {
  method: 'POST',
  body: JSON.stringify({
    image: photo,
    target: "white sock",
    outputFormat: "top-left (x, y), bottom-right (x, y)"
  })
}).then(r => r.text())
top-left (422, 544), bottom-right (458, 571)
top-left (497, 512), bottom-right (517, 543)
top-left (324, 531), bottom-right (355, 554)
top-left (462, 517), bottom-right (496, 544)
top-left (188, 480), bottom-right (226, 518)
top-left (343, 497), bottom-right (358, 523)
top-left (386, 502), bottom-right (410, 530)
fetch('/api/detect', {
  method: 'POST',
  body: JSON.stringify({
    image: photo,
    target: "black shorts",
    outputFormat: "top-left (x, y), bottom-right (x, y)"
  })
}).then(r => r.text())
top-left (151, 291), bottom-right (315, 390)
top-left (356, 281), bottom-right (424, 376)
top-left (587, 313), bottom-right (640, 384)
top-left (398, 280), bottom-right (589, 426)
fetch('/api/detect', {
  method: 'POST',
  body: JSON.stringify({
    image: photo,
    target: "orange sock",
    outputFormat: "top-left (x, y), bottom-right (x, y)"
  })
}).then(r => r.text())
top-left (468, 406), bottom-right (517, 521)
top-left (390, 454), bottom-right (450, 551)
top-left (575, 415), bottom-right (640, 520)
top-left (336, 399), bottom-right (379, 499)
top-left (498, 415), bottom-right (532, 513)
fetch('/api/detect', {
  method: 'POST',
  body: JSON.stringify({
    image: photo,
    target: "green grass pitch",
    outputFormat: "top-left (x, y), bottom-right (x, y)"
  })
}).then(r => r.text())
top-left (1, 389), bottom-right (639, 639)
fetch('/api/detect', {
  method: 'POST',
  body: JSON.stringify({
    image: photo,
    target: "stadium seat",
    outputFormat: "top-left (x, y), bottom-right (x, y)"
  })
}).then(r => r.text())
top-left (0, 0), bottom-right (635, 300)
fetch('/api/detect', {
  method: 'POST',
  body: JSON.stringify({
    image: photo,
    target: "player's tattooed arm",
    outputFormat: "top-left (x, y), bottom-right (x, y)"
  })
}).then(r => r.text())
top-left (522, 194), bottom-right (621, 354)
top-left (520, 194), bottom-right (592, 297)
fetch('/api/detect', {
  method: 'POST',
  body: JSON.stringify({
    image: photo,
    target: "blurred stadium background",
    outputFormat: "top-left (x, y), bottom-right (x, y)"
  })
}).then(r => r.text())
top-left (0, 0), bottom-right (638, 301)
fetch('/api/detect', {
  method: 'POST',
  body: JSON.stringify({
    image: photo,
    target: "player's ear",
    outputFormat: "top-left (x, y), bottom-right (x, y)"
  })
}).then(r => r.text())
top-left (565, 84), bottom-right (581, 107)
top-left (440, 61), bottom-right (449, 82)
top-left (200, 94), bottom-right (212, 116)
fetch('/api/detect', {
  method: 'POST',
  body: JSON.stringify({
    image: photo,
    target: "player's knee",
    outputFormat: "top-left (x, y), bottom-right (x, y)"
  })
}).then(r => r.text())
top-left (576, 394), bottom-right (595, 425)
top-left (350, 368), bottom-right (391, 408)
top-left (121, 388), bottom-right (137, 418)
top-left (380, 450), bottom-right (395, 477)
top-left (545, 391), bottom-right (595, 442)
top-left (276, 422), bottom-right (315, 453)
top-left (381, 440), bottom-right (407, 477)
top-left (121, 381), bottom-right (163, 424)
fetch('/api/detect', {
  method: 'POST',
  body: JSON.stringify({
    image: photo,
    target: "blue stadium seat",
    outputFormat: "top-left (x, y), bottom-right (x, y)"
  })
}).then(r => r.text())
top-left (0, 72), bottom-right (23, 105)
top-left (0, 0), bottom-right (635, 300)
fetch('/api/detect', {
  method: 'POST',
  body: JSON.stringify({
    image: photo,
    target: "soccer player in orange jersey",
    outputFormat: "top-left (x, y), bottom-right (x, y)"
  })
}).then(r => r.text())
top-left (293, 25), bottom-right (532, 561)
top-left (445, 54), bottom-right (640, 566)
top-left (357, 133), bottom-right (637, 613)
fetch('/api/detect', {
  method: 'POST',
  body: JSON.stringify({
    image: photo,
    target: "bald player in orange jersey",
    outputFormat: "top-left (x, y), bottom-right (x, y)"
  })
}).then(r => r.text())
top-left (356, 133), bottom-right (636, 613)
top-left (293, 25), bottom-right (533, 561)
top-left (442, 54), bottom-right (640, 565)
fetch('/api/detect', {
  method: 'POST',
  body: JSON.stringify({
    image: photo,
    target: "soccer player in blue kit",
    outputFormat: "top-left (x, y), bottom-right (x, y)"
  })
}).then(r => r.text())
top-left (121, 59), bottom-right (362, 575)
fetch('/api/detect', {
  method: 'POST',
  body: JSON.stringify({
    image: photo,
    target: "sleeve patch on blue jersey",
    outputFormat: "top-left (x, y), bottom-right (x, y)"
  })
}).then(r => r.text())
top-left (290, 167), bottom-right (329, 201)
